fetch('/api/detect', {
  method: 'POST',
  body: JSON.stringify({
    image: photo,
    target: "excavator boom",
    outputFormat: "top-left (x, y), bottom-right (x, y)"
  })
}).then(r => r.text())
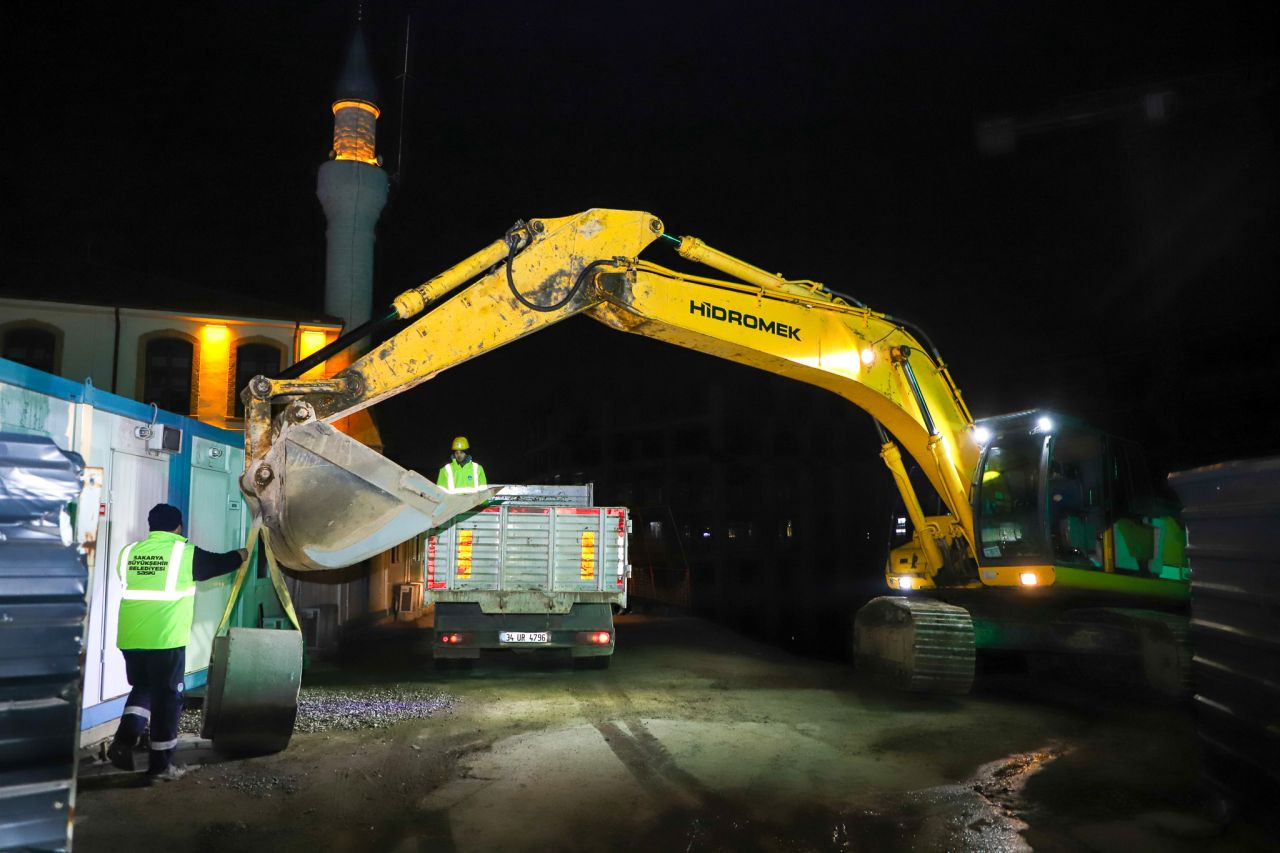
top-left (242, 209), bottom-right (979, 576)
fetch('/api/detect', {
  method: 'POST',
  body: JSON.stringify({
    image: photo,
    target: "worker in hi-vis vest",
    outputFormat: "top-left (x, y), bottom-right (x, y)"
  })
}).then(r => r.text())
top-left (106, 504), bottom-right (246, 783)
top-left (437, 435), bottom-right (487, 492)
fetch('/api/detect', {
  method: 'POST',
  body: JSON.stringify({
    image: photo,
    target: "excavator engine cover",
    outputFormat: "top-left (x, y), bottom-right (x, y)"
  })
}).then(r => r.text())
top-left (246, 419), bottom-right (496, 573)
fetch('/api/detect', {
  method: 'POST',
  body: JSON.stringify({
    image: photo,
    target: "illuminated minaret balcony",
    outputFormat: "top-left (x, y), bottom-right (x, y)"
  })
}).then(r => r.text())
top-left (332, 99), bottom-right (380, 165)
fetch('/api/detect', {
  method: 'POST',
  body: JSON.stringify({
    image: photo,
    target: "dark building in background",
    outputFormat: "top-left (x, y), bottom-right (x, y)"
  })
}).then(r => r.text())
top-left (517, 345), bottom-right (899, 655)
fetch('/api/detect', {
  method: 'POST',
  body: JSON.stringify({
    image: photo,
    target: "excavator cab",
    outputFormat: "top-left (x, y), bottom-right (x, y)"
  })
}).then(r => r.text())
top-left (971, 409), bottom-right (1187, 581)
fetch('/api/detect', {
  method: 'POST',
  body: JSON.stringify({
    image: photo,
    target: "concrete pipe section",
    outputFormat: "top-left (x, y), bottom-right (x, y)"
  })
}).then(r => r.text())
top-left (201, 628), bottom-right (305, 755)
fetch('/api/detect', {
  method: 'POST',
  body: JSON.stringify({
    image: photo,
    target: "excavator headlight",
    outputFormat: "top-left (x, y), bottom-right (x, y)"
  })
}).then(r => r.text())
top-left (898, 575), bottom-right (915, 591)
top-left (973, 426), bottom-right (992, 445)
top-left (1019, 572), bottom-right (1038, 586)
top-left (860, 347), bottom-right (876, 366)
top-left (1035, 416), bottom-right (1054, 433)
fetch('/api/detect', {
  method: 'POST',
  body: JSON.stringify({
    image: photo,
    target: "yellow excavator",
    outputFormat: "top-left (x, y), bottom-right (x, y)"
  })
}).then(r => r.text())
top-left (240, 208), bottom-right (1190, 695)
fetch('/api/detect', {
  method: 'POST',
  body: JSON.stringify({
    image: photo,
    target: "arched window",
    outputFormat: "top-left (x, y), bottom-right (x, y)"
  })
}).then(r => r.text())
top-left (1, 324), bottom-right (60, 374)
top-left (142, 336), bottom-right (195, 415)
top-left (232, 341), bottom-right (283, 417)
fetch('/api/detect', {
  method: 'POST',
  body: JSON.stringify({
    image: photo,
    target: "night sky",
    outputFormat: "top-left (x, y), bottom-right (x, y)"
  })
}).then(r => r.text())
top-left (6, 1), bottom-right (1279, 479)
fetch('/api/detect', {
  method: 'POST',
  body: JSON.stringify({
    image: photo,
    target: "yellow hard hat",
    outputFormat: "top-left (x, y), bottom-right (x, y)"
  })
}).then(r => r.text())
top-left (451, 436), bottom-right (470, 452)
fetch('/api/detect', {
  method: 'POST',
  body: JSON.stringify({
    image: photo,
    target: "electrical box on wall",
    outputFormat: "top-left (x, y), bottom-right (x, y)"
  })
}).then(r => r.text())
top-left (141, 425), bottom-right (182, 454)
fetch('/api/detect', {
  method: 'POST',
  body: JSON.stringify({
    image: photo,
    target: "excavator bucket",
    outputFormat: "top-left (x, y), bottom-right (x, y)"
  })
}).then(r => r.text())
top-left (246, 420), bottom-right (496, 573)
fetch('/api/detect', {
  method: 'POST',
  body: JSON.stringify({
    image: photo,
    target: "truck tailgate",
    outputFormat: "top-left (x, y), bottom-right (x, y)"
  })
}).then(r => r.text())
top-left (427, 505), bottom-right (629, 602)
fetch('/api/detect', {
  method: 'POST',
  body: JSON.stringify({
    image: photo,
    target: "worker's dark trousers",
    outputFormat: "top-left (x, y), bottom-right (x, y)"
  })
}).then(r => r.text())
top-left (113, 648), bottom-right (186, 773)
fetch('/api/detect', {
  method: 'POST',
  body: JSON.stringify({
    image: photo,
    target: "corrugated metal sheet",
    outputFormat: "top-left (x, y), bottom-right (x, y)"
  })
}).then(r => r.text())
top-left (1168, 456), bottom-right (1280, 823)
top-left (0, 434), bottom-right (87, 852)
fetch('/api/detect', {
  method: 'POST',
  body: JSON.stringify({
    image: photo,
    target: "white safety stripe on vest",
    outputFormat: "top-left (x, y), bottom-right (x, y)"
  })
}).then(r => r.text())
top-left (123, 705), bottom-right (151, 720)
top-left (164, 542), bottom-right (187, 593)
top-left (117, 544), bottom-right (136, 585)
top-left (119, 587), bottom-right (197, 601)
top-left (446, 464), bottom-right (455, 490)
top-left (149, 738), bottom-right (179, 751)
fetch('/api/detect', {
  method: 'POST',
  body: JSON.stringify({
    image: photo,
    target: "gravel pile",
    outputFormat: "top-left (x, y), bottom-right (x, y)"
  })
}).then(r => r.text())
top-left (180, 685), bottom-right (457, 736)
top-left (295, 685), bottom-right (457, 733)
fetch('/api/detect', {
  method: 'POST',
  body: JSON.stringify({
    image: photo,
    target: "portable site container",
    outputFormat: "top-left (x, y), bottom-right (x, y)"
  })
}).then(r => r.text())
top-left (0, 358), bottom-right (288, 746)
top-left (425, 485), bottom-right (630, 667)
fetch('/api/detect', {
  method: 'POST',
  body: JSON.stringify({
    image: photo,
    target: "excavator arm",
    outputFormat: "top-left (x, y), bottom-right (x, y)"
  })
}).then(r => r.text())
top-left (243, 209), bottom-right (980, 578)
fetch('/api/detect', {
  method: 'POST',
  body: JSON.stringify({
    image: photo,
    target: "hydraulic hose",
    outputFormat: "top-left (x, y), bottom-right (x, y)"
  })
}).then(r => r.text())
top-left (503, 220), bottom-right (608, 312)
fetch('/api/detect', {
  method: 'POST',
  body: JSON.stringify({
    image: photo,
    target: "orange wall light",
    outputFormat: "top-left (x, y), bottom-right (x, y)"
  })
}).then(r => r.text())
top-left (197, 324), bottom-right (231, 424)
top-left (297, 329), bottom-right (332, 379)
top-left (202, 324), bottom-right (229, 343)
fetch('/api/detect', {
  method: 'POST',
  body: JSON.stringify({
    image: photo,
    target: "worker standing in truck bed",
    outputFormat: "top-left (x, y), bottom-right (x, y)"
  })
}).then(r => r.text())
top-left (438, 436), bottom-right (487, 493)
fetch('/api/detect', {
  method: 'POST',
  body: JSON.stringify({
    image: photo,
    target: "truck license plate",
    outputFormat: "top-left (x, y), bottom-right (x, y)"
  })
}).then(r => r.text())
top-left (500, 631), bottom-right (549, 644)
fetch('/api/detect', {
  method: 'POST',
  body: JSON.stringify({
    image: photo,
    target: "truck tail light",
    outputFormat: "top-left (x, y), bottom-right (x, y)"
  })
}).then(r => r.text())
top-left (439, 632), bottom-right (467, 645)
top-left (589, 631), bottom-right (611, 645)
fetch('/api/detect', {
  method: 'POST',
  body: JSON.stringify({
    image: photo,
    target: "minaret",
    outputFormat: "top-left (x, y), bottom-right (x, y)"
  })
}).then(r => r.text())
top-left (317, 29), bottom-right (388, 335)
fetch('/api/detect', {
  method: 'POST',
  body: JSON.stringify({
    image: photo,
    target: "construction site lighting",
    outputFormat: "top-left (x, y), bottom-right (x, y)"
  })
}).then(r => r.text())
top-left (898, 576), bottom-right (915, 591)
top-left (1036, 416), bottom-right (1054, 433)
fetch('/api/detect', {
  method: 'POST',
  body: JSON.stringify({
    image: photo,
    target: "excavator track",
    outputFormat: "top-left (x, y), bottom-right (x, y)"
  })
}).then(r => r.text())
top-left (854, 596), bottom-right (976, 694)
top-left (1066, 607), bottom-right (1193, 699)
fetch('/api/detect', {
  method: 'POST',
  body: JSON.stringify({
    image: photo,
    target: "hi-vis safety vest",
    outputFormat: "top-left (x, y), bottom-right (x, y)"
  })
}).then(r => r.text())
top-left (437, 459), bottom-right (487, 492)
top-left (115, 531), bottom-right (197, 650)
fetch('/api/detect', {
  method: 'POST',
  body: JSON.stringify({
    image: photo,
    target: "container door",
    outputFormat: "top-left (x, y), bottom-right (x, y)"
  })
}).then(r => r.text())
top-left (100, 450), bottom-right (168, 701)
top-left (186, 452), bottom-right (243, 674)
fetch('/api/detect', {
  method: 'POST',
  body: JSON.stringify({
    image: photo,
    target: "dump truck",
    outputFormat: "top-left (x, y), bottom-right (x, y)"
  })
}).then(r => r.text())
top-left (236, 208), bottom-right (1190, 700)
top-left (426, 485), bottom-right (628, 669)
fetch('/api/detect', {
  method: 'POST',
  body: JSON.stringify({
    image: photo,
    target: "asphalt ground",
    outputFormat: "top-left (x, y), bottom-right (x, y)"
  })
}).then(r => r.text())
top-left (74, 613), bottom-right (1278, 852)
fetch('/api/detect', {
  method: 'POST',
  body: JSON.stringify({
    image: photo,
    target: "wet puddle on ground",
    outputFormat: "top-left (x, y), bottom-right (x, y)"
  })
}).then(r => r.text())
top-left (632, 744), bottom-right (1066, 852)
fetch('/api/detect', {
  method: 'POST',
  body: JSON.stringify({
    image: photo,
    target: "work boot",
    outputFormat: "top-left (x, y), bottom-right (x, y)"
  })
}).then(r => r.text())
top-left (145, 763), bottom-right (189, 785)
top-left (106, 740), bottom-right (135, 772)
